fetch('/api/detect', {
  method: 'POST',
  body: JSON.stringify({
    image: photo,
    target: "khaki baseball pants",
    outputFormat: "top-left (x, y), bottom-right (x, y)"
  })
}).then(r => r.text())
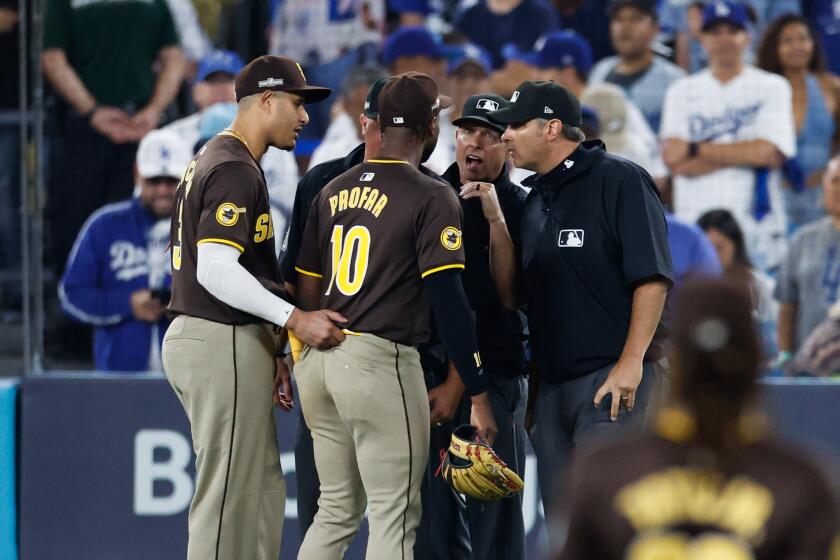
top-left (295, 333), bottom-right (430, 560)
top-left (162, 315), bottom-right (286, 560)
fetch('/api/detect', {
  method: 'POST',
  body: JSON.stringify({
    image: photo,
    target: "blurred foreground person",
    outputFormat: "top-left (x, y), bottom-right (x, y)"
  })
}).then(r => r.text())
top-left (558, 278), bottom-right (839, 559)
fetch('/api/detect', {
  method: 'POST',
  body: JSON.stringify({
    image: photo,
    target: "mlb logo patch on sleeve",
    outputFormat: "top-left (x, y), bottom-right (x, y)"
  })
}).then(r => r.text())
top-left (558, 229), bottom-right (584, 247)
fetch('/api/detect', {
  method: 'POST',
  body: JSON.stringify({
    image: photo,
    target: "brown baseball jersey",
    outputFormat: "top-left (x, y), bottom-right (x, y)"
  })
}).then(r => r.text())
top-left (168, 131), bottom-right (281, 325)
top-left (558, 416), bottom-right (839, 560)
top-left (294, 158), bottom-right (465, 345)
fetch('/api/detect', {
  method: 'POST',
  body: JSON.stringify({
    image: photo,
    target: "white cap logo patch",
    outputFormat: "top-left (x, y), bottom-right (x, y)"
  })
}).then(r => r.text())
top-left (393, 117), bottom-right (405, 124)
top-left (564, 159), bottom-right (575, 169)
top-left (510, 91), bottom-right (520, 103)
top-left (476, 98), bottom-right (499, 111)
top-left (258, 77), bottom-right (284, 87)
top-left (360, 172), bottom-right (375, 182)
top-left (715, 1), bottom-right (730, 16)
top-left (544, 106), bottom-right (554, 114)
top-left (558, 229), bottom-right (584, 247)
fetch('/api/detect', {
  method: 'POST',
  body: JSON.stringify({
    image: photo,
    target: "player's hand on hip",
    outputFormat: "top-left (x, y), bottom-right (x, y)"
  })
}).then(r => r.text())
top-left (460, 182), bottom-right (504, 225)
top-left (469, 392), bottom-right (497, 445)
top-left (594, 357), bottom-right (644, 421)
top-left (273, 356), bottom-right (294, 412)
top-left (286, 308), bottom-right (347, 349)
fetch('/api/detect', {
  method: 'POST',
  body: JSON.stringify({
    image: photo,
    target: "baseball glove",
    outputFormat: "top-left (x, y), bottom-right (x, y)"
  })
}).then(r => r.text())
top-left (438, 424), bottom-right (524, 501)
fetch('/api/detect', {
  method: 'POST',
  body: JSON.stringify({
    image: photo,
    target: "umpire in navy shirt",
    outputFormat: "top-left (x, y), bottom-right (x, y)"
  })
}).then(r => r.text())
top-left (488, 81), bottom-right (672, 540)
top-left (416, 94), bottom-right (529, 560)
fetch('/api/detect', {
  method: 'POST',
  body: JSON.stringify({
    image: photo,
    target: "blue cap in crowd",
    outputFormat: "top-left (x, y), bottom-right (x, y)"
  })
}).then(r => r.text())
top-left (389, 0), bottom-right (433, 15)
top-left (501, 43), bottom-right (539, 66)
top-left (197, 50), bottom-right (245, 82)
top-left (702, 0), bottom-right (749, 32)
top-left (444, 43), bottom-right (492, 75)
top-left (382, 26), bottom-right (444, 66)
top-left (535, 30), bottom-right (593, 74)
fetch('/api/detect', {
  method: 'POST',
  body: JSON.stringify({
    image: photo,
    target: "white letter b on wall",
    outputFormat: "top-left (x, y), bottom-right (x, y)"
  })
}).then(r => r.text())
top-left (134, 429), bottom-right (193, 515)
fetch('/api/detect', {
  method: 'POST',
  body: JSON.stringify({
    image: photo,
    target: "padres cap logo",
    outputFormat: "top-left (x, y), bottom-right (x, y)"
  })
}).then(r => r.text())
top-left (440, 226), bottom-right (462, 251)
top-left (216, 202), bottom-right (246, 227)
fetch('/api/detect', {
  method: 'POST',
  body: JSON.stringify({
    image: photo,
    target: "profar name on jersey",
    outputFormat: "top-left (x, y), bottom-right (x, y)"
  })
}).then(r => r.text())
top-left (329, 186), bottom-right (389, 218)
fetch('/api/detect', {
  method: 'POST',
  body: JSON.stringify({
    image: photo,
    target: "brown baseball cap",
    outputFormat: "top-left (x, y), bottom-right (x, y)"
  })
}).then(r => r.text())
top-left (234, 55), bottom-right (331, 103)
top-left (377, 71), bottom-right (452, 129)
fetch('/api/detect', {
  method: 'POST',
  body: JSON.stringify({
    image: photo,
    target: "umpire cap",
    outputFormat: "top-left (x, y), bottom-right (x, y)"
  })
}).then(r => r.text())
top-left (488, 81), bottom-right (582, 127)
top-left (235, 55), bottom-right (331, 103)
top-left (452, 94), bottom-right (509, 134)
top-left (363, 77), bottom-right (391, 119)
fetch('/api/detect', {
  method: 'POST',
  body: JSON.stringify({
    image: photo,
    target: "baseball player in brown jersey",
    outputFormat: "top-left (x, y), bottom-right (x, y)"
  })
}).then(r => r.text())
top-left (558, 279), bottom-right (840, 560)
top-left (162, 55), bottom-right (347, 560)
top-left (292, 72), bottom-right (497, 559)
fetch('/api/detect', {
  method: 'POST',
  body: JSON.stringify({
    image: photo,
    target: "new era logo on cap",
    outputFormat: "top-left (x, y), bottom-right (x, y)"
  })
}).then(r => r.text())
top-left (544, 106), bottom-right (554, 114)
top-left (393, 117), bottom-right (405, 124)
top-left (476, 98), bottom-right (499, 111)
top-left (511, 91), bottom-right (521, 102)
top-left (258, 77), bottom-right (284, 87)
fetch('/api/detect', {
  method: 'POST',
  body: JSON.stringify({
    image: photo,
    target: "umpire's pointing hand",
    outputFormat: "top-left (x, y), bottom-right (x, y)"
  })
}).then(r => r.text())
top-left (286, 308), bottom-right (347, 349)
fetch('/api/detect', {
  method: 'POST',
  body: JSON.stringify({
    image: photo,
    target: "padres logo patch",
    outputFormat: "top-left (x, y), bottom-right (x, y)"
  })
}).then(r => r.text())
top-left (216, 202), bottom-right (246, 227)
top-left (440, 226), bottom-right (462, 251)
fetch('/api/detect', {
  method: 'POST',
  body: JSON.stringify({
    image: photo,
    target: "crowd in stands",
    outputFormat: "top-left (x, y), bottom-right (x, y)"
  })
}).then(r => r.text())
top-left (2, 0), bottom-right (840, 377)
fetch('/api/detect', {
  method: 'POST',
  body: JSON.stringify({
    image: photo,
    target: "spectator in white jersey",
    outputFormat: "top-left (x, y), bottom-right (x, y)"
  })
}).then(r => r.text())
top-left (589, 0), bottom-right (685, 133)
top-left (661, 0), bottom-right (796, 271)
top-left (308, 66), bottom-right (387, 170)
top-left (776, 156), bottom-right (840, 366)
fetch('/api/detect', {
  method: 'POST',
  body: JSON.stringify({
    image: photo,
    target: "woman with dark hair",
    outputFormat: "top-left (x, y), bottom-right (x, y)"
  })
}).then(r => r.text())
top-left (557, 279), bottom-right (839, 559)
top-left (758, 14), bottom-right (840, 230)
top-left (698, 209), bottom-right (778, 362)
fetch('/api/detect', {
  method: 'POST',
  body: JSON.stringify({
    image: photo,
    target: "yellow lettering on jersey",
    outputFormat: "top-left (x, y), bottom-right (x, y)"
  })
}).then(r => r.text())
top-left (254, 213), bottom-right (274, 243)
top-left (348, 187), bottom-right (361, 208)
top-left (338, 189), bottom-right (349, 212)
top-left (182, 160), bottom-right (197, 198)
top-left (614, 467), bottom-right (774, 545)
top-left (372, 194), bottom-right (388, 217)
top-left (359, 186), bottom-right (371, 208)
top-left (363, 189), bottom-right (379, 211)
top-left (329, 195), bottom-right (338, 217)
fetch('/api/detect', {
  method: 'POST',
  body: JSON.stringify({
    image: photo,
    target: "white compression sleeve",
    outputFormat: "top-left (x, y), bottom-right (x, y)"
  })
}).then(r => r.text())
top-left (196, 242), bottom-right (296, 327)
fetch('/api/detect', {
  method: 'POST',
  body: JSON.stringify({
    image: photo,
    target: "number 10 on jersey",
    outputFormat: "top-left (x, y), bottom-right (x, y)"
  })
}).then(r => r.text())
top-left (326, 225), bottom-right (371, 296)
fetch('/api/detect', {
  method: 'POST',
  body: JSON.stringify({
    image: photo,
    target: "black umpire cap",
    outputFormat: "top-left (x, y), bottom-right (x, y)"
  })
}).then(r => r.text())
top-left (363, 77), bottom-right (391, 118)
top-left (452, 94), bottom-right (509, 135)
top-left (235, 55), bottom-right (331, 103)
top-left (488, 81), bottom-right (582, 128)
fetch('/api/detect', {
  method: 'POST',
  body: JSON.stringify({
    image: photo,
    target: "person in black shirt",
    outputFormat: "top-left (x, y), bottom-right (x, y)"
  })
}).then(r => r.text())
top-left (417, 93), bottom-right (528, 560)
top-left (488, 81), bottom-right (672, 545)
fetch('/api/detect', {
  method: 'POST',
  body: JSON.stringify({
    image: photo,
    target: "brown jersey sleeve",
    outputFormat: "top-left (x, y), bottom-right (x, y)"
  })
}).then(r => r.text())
top-left (196, 161), bottom-right (262, 253)
top-left (415, 185), bottom-right (466, 279)
top-left (293, 191), bottom-right (324, 279)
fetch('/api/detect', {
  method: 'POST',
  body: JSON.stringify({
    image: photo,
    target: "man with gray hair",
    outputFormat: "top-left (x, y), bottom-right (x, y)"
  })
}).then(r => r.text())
top-left (307, 65), bottom-right (387, 168)
top-left (488, 81), bottom-right (672, 550)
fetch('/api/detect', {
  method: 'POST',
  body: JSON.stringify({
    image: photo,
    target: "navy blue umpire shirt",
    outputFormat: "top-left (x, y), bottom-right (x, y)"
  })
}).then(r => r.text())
top-left (520, 140), bottom-right (673, 384)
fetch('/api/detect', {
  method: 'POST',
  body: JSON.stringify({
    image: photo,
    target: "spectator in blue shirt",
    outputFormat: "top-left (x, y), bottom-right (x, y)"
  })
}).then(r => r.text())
top-left (554, 0), bottom-right (614, 62)
top-left (382, 25), bottom-right (447, 90)
top-left (59, 129), bottom-right (192, 372)
top-left (454, 0), bottom-right (558, 69)
top-left (803, 0), bottom-right (840, 75)
top-left (667, 212), bottom-right (723, 284)
top-left (589, 0), bottom-right (686, 132)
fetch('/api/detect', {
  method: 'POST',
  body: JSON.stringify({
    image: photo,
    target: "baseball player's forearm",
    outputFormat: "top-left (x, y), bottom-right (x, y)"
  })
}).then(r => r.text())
top-left (196, 242), bottom-right (296, 327)
top-left (41, 49), bottom-right (97, 114)
top-left (620, 280), bottom-right (669, 361)
top-left (425, 270), bottom-right (488, 396)
top-left (488, 221), bottom-right (518, 310)
top-left (144, 46), bottom-right (186, 113)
